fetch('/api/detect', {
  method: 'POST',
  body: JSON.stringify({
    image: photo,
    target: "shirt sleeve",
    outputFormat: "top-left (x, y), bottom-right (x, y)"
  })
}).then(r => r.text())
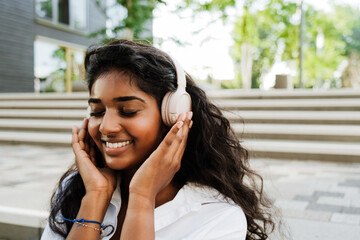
top-left (41, 222), bottom-right (64, 240)
top-left (40, 173), bottom-right (75, 240)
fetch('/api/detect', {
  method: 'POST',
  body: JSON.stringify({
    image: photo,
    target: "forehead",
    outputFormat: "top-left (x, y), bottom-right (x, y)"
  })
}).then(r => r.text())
top-left (91, 70), bottom-right (142, 97)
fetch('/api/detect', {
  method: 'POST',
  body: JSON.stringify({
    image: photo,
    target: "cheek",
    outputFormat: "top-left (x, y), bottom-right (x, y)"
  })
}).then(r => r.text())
top-left (128, 115), bottom-right (162, 142)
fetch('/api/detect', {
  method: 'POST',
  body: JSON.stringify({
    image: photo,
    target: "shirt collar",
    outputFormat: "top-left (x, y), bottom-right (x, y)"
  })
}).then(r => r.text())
top-left (154, 183), bottom-right (228, 231)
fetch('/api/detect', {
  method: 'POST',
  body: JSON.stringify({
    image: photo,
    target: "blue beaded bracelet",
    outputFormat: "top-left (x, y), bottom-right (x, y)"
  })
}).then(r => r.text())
top-left (60, 216), bottom-right (105, 229)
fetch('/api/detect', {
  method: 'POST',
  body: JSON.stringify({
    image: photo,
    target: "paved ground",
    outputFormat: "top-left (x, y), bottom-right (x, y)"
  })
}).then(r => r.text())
top-left (0, 144), bottom-right (359, 240)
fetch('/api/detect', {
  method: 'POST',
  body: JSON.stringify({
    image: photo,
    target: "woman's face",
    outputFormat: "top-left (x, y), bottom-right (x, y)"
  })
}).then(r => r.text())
top-left (88, 70), bottom-right (163, 170)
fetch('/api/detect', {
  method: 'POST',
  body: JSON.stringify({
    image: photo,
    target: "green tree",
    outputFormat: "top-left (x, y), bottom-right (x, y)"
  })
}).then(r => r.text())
top-left (231, 1), bottom-right (359, 89)
top-left (302, 5), bottom-right (346, 88)
top-left (231, 0), bottom-right (298, 88)
top-left (92, 0), bottom-right (166, 42)
top-left (340, 5), bottom-right (360, 87)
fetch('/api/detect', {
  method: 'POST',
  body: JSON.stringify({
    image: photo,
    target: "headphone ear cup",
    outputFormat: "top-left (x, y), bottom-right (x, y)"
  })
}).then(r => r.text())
top-left (161, 91), bottom-right (173, 126)
top-left (161, 90), bottom-right (192, 126)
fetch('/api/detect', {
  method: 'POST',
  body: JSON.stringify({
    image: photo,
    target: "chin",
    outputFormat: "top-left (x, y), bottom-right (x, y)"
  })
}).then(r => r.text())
top-left (103, 155), bottom-right (142, 171)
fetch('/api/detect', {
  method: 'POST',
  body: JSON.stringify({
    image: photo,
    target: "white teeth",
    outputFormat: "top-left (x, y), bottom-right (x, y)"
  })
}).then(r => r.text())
top-left (105, 141), bottom-right (131, 149)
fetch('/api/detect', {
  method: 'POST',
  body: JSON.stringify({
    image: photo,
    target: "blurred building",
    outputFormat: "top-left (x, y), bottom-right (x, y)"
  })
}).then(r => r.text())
top-left (0, 0), bottom-right (107, 93)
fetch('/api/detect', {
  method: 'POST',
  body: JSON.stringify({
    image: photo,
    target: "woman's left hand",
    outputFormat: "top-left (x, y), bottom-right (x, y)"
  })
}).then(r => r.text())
top-left (129, 111), bottom-right (193, 202)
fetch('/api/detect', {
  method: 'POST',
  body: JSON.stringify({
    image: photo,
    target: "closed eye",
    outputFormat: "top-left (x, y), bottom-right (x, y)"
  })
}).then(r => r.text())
top-left (119, 109), bottom-right (139, 117)
top-left (90, 111), bottom-right (104, 117)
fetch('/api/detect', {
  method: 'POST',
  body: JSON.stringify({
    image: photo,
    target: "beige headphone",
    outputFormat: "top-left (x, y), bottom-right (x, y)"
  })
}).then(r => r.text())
top-left (161, 56), bottom-right (192, 126)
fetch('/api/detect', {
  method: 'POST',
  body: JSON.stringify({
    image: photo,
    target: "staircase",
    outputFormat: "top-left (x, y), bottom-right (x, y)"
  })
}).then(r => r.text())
top-left (0, 89), bottom-right (359, 162)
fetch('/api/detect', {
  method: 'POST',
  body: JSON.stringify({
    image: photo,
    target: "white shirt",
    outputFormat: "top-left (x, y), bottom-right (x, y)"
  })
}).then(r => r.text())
top-left (42, 182), bottom-right (247, 240)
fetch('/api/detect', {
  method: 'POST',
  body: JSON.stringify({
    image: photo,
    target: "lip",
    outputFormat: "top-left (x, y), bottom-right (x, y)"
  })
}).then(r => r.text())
top-left (101, 138), bottom-right (132, 143)
top-left (102, 140), bottom-right (133, 156)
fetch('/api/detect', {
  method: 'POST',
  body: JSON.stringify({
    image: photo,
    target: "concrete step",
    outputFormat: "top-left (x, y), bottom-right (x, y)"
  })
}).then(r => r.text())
top-left (0, 119), bottom-right (359, 143)
top-left (215, 98), bottom-right (360, 111)
top-left (0, 109), bottom-right (86, 120)
top-left (225, 111), bottom-right (360, 125)
top-left (206, 89), bottom-right (360, 99)
top-left (0, 92), bottom-right (88, 101)
top-left (0, 100), bottom-right (87, 109)
top-left (0, 91), bottom-right (358, 163)
top-left (233, 123), bottom-right (360, 142)
top-left (243, 139), bottom-right (360, 162)
top-left (1, 98), bottom-right (360, 111)
top-left (1, 89), bottom-right (359, 101)
top-left (0, 119), bottom-right (82, 132)
top-left (0, 130), bottom-right (358, 162)
top-left (1, 109), bottom-right (359, 126)
top-left (0, 131), bottom-right (70, 146)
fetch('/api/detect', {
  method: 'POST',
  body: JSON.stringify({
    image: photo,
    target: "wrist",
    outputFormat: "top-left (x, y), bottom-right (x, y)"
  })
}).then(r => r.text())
top-left (86, 187), bottom-right (114, 201)
top-left (81, 191), bottom-right (112, 219)
top-left (128, 192), bottom-right (155, 210)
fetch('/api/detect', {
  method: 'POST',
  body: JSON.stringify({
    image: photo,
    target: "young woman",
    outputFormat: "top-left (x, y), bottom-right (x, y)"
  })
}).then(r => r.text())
top-left (41, 39), bottom-right (275, 240)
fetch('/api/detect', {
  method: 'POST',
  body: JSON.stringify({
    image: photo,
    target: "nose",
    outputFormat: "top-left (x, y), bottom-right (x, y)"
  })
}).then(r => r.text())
top-left (99, 109), bottom-right (122, 135)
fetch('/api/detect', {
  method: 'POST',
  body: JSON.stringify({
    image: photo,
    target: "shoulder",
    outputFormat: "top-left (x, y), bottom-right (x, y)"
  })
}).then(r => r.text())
top-left (155, 183), bottom-right (247, 240)
top-left (184, 183), bottom-right (247, 228)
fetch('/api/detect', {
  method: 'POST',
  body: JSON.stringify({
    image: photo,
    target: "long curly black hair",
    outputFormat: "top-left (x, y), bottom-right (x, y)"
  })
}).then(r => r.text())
top-left (48, 39), bottom-right (276, 239)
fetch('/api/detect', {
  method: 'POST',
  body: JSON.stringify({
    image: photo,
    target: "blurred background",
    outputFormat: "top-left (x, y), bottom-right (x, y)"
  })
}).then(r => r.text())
top-left (0, 0), bottom-right (359, 93)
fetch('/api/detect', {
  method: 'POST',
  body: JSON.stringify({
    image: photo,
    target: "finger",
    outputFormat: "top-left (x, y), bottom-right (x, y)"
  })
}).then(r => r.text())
top-left (160, 113), bottom-right (185, 148)
top-left (189, 120), bottom-right (193, 129)
top-left (88, 138), bottom-right (99, 166)
top-left (78, 118), bottom-right (88, 140)
top-left (72, 126), bottom-right (101, 179)
top-left (72, 126), bottom-right (88, 160)
top-left (164, 112), bottom-right (192, 153)
top-left (72, 125), bottom-right (83, 169)
top-left (78, 118), bottom-right (88, 149)
top-left (83, 128), bottom-right (91, 154)
top-left (72, 126), bottom-right (93, 165)
top-left (72, 125), bottom-right (80, 147)
top-left (159, 118), bottom-right (188, 161)
top-left (173, 112), bottom-right (193, 163)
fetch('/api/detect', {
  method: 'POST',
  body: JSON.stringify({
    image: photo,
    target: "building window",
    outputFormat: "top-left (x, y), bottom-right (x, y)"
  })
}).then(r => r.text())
top-left (58, 0), bottom-right (70, 25)
top-left (35, 0), bottom-right (88, 32)
top-left (34, 38), bottom-right (86, 93)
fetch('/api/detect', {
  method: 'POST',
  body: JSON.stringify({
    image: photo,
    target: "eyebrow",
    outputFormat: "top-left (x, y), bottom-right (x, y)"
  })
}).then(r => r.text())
top-left (88, 96), bottom-right (145, 104)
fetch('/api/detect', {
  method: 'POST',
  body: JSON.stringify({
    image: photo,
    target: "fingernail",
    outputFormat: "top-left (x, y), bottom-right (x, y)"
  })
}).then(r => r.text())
top-left (72, 126), bottom-right (76, 132)
top-left (187, 111), bottom-right (193, 120)
top-left (177, 121), bottom-right (184, 129)
top-left (180, 113), bottom-right (186, 122)
top-left (189, 120), bottom-right (193, 129)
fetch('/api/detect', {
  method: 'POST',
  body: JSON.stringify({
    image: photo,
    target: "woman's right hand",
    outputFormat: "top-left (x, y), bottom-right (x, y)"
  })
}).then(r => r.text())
top-left (72, 118), bottom-right (117, 200)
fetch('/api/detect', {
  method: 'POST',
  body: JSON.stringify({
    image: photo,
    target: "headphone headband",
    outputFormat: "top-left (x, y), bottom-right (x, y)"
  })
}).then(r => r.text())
top-left (161, 55), bottom-right (192, 126)
top-left (169, 56), bottom-right (186, 89)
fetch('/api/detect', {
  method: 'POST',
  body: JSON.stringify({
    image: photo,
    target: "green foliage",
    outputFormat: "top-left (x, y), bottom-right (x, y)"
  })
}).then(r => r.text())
top-left (337, 5), bottom-right (360, 55)
top-left (90, 0), bottom-right (359, 89)
top-left (38, 0), bottom-right (52, 18)
top-left (186, 0), bottom-right (236, 15)
top-left (221, 74), bottom-right (242, 89)
top-left (230, 0), bottom-right (360, 89)
top-left (302, 4), bottom-right (360, 87)
top-left (231, 0), bottom-right (298, 88)
top-left (91, 0), bottom-right (166, 42)
top-left (42, 69), bottom-right (66, 92)
top-left (52, 48), bottom-right (66, 62)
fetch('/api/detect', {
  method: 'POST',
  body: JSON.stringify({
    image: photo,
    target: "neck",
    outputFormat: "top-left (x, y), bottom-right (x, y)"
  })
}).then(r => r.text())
top-left (120, 170), bottom-right (181, 208)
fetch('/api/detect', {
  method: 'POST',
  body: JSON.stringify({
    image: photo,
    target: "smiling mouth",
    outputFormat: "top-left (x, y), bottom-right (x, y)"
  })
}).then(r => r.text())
top-left (105, 140), bottom-right (132, 149)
